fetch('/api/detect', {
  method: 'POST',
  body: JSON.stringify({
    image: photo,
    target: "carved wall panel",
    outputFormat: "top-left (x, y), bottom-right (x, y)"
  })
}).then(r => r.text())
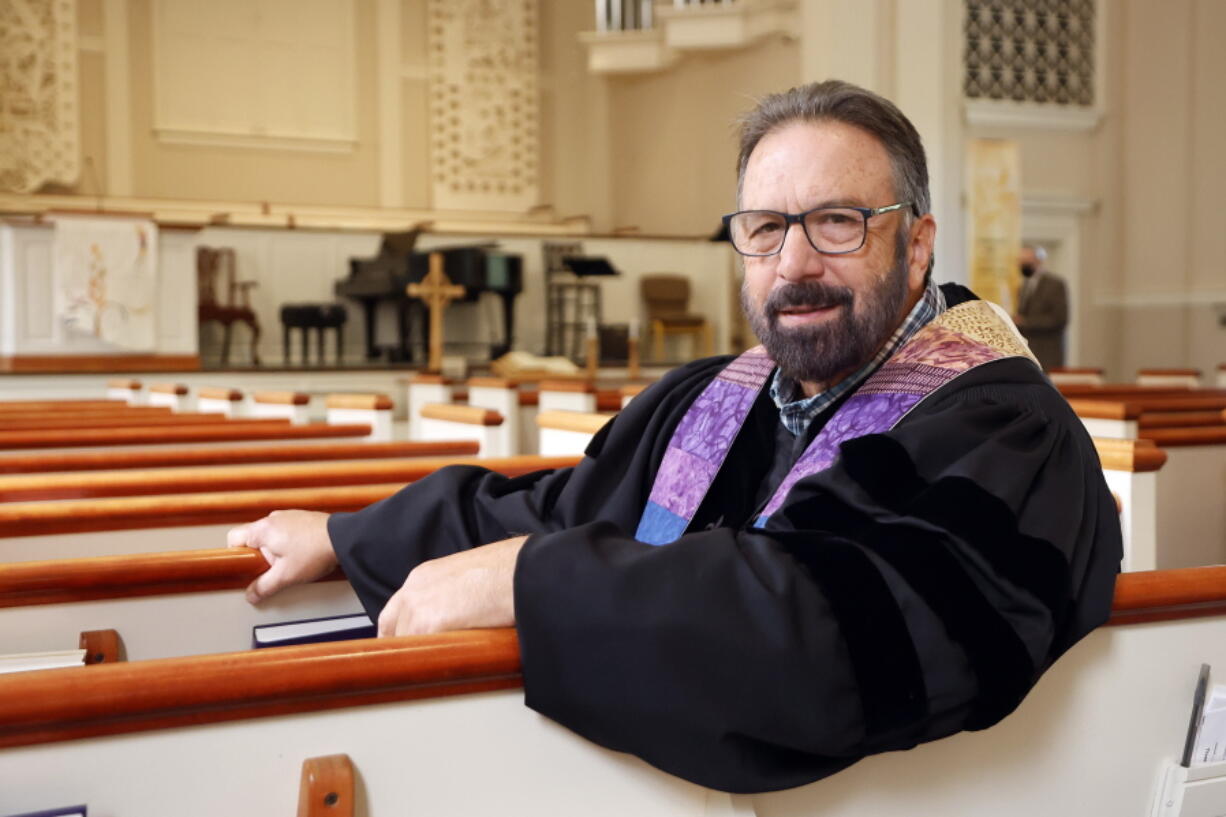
top-left (0, 0), bottom-right (80, 193)
top-left (965, 0), bottom-right (1096, 106)
top-left (427, 0), bottom-right (540, 212)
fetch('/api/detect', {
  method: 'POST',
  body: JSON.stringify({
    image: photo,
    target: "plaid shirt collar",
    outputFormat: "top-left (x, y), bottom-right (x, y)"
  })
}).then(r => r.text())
top-left (769, 278), bottom-right (947, 436)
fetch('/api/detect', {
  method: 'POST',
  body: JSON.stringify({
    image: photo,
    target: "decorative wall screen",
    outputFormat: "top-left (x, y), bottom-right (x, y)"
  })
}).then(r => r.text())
top-left (964, 0), bottom-right (1095, 106)
top-left (0, 0), bottom-right (80, 193)
top-left (427, 0), bottom-right (540, 212)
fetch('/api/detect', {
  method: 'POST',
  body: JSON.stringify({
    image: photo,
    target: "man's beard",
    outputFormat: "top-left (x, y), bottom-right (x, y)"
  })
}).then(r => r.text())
top-left (741, 230), bottom-right (911, 386)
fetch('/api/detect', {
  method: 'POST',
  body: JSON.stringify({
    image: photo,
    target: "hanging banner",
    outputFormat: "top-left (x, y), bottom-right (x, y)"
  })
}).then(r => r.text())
top-left (966, 139), bottom-right (1022, 311)
top-left (53, 215), bottom-right (158, 351)
top-left (427, 0), bottom-right (540, 213)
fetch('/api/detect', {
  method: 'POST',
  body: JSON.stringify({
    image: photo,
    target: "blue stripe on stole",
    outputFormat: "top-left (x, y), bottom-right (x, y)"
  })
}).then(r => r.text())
top-left (635, 500), bottom-right (688, 546)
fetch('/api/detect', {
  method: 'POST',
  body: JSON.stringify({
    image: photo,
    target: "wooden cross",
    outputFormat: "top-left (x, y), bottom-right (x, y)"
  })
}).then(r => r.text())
top-left (407, 252), bottom-right (466, 373)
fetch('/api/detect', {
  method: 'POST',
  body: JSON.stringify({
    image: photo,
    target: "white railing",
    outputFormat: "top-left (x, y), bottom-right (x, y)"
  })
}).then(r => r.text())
top-left (595, 0), bottom-right (739, 32)
top-left (595, 0), bottom-right (654, 32)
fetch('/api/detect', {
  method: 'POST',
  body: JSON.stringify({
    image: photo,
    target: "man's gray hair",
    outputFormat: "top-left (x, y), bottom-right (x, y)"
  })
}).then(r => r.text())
top-left (736, 80), bottom-right (931, 220)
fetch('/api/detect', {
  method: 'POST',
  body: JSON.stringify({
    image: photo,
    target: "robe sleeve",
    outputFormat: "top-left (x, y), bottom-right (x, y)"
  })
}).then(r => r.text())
top-left (512, 371), bottom-right (1121, 793)
top-left (327, 358), bottom-right (727, 618)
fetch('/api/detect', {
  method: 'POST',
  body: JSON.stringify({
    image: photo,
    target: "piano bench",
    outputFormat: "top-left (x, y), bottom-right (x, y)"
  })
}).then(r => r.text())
top-left (280, 303), bottom-right (348, 367)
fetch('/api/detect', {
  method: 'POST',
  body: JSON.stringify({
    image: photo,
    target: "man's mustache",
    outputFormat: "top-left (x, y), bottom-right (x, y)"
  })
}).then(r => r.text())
top-left (764, 282), bottom-right (854, 321)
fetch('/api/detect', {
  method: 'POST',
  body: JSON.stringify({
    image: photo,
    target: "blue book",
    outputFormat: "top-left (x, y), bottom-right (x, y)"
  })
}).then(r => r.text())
top-left (252, 613), bottom-right (375, 648)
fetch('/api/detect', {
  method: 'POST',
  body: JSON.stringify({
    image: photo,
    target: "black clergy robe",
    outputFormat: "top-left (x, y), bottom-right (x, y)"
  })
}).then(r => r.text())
top-left (329, 291), bottom-right (1121, 794)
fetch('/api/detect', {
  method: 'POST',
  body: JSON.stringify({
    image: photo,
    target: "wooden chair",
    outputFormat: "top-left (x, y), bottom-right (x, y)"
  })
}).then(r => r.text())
top-left (640, 274), bottom-right (713, 362)
top-left (197, 247), bottom-right (261, 366)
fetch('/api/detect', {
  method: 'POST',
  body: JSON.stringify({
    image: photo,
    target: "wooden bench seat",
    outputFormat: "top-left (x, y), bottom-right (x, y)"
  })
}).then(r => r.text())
top-left (0, 454), bottom-right (581, 503)
top-left (418, 402), bottom-right (506, 456)
top-left (2, 567), bottom-right (1226, 816)
top-left (0, 412), bottom-right (260, 432)
top-left (1137, 367), bottom-right (1203, 388)
top-left (0, 455), bottom-right (583, 561)
top-left (536, 410), bottom-right (615, 456)
top-left (0, 399), bottom-right (133, 412)
top-left (1058, 383), bottom-right (1208, 399)
top-left (1141, 425), bottom-right (1226, 447)
top-left (0, 439), bottom-right (480, 475)
top-left (1070, 396), bottom-right (1226, 439)
top-left (0, 405), bottom-right (173, 420)
top-left (0, 548), bottom-right (361, 662)
top-left (0, 422), bottom-right (376, 454)
top-left (1137, 410), bottom-right (1225, 429)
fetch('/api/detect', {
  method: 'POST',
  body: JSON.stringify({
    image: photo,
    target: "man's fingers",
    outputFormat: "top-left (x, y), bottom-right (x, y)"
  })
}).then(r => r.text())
top-left (226, 522), bottom-right (253, 548)
top-left (245, 561), bottom-right (285, 605)
top-left (377, 594), bottom-right (403, 638)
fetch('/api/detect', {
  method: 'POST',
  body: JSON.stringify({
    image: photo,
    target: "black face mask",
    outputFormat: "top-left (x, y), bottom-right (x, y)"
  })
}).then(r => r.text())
top-left (1020, 264), bottom-right (1036, 278)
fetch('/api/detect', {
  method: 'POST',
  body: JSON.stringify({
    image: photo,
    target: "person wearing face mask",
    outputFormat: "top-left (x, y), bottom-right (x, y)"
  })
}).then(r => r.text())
top-left (1013, 245), bottom-right (1068, 370)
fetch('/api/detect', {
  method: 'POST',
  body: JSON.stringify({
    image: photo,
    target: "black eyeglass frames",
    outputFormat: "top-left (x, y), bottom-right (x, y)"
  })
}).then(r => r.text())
top-left (721, 202), bottom-right (913, 257)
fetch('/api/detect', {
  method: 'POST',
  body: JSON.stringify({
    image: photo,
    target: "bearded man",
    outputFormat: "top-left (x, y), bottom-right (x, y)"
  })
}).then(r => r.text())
top-left (229, 80), bottom-right (1120, 794)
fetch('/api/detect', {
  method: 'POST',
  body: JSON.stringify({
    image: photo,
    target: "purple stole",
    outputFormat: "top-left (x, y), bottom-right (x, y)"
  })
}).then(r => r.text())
top-left (634, 300), bottom-right (1036, 545)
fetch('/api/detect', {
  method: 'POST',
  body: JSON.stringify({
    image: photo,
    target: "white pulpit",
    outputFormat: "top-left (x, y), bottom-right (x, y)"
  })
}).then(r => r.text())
top-left (0, 216), bottom-right (199, 371)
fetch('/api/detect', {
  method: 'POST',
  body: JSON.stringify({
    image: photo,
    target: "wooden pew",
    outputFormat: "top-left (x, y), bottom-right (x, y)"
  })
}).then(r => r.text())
top-left (0, 454), bottom-right (575, 503)
top-left (251, 390), bottom-right (313, 424)
top-left (0, 413), bottom-right (268, 432)
top-left (1058, 383), bottom-right (1212, 400)
top-left (1138, 367), bottom-right (1203, 388)
top-left (0, 402), bottom-right (169, 417)
top-left (536, 410), bottom-right (614, 456)
top-left (404, 373), bottom-right (461, 441)
top-left (1046, 366), bottom-right (1105, 386)
top-left (0, 439), bottom-right (480, 475)
top-left (325, 393), bottom-right (394, 442)
top-left (0, 436), bottom-right (1158, 659)
top-left (147, 381), bottom-right (194, 412)
top-left (1, 568), bottom-right (1225, 816)
top-left (0, 455), bottom-right (581, 560)
top-left (1070, 395), bottom-right (1226, 440)
top-left (418, 403), bottom-right (506, 456)
top-left (409, 374), bottom-right (644, 456)
top-left (1096, 438), bottom-right (1167, 571)
top-left (466, 377), bottom-right (650, 454)
top-left (1065, 397), bottom-right (1226, 567)
top-left (467, 376), bottom-right (537, 456)
top-left (538, 379), bottom-right (624, 413)
top-left (1134, 425), bottom-right (1226, 569)
top-left (0, 421), bottom-right (378, 456)
top-left (106, 378), bottom-right (143, 404)
top-left (196, 387), bottom-right (247, 417)
top-left (0, 548), bottom-right (362, 661)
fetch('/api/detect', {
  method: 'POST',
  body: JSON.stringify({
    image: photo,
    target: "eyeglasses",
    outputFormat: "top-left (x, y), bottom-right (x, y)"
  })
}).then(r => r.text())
top-left (722, 202), bottom-right (913, 257)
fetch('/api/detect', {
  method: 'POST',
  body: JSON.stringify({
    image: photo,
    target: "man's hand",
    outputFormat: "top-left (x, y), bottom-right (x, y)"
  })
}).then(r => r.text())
top-left (377, 536), bottom-right (527, 637)
top-left (226, 510), bottom-right (338, 604)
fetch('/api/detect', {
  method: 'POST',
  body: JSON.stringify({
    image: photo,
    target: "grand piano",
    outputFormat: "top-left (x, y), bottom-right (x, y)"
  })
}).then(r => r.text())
top-left (336, 231), bottom-right (523, 363)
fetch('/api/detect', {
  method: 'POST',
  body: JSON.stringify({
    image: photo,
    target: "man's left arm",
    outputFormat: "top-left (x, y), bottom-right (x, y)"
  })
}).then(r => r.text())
top-left (376, 535), bottom-right (526, 636)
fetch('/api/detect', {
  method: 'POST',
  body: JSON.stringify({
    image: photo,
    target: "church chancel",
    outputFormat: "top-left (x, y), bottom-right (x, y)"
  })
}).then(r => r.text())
top-left (5, 0), bottom-right (1226, 814)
